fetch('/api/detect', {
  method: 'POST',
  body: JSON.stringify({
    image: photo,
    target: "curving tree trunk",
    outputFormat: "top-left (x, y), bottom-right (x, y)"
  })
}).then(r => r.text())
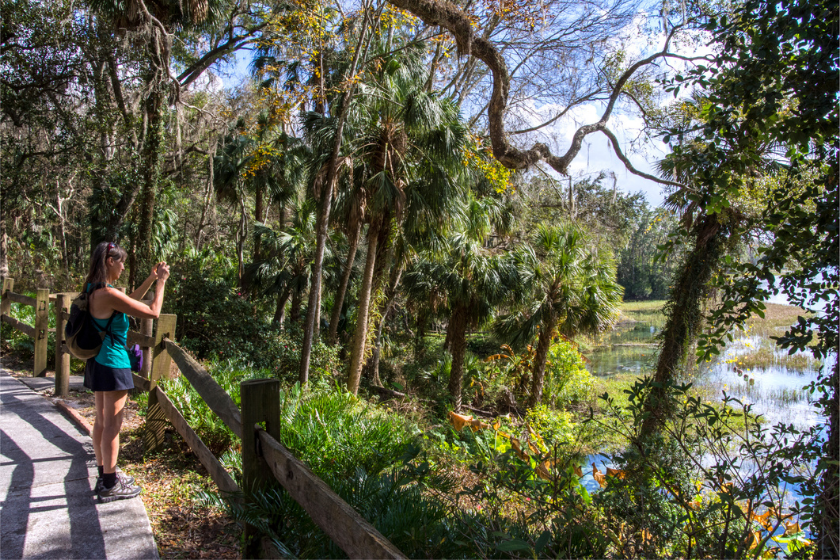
top-left (640, 215), bottom-right (726, 434)
top-left (528, 310), bottom-right (557, 408)
top-left (347, 220), bottom-right (381, 394)
top-left (328, 221), bottom-right (362, 344)
top-left (443, 325), bottom-right (452, 352)
top-left (447, 304), bottom-right (469, 411)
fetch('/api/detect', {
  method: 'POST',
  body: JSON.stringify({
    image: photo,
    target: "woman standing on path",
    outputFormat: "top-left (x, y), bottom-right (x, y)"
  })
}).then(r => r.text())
top-left (83, 241), bottom-right (170, 502)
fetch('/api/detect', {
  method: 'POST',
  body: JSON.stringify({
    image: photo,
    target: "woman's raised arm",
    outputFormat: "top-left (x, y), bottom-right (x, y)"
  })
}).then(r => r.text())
top-left (109, 263), bottom-right (170, 319)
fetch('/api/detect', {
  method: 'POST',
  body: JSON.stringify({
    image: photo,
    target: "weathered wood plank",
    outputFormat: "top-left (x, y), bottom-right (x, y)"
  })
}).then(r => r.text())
top-left (144, 314), bottom-right (177, 453)
top-left (126, 331), bottom-right (156, 348)
top-left (155, 386), bottom-right (240, 495)
top-left (139, 317), bottom-right (153, 378)
top-left (34, 289), bottom-right (49, 377)
top-left (241, 379), bottom-right (282, 557)
top-left (257, 429), bottom-right (407, 559)
top-left (151, 314), bottom-right (176, 381)
top-left (6, 292), bottom-right (36, 307)
top-left (132, 374), bottom-right (151, 392)
top-left (165, 340), bottom-right (242, 439)
top-left (54, 294), bottom-right (70, 397)
top-left (1, 315), bottom-right (36, 338)
top-left (1, 278), bottom-right (14, 317)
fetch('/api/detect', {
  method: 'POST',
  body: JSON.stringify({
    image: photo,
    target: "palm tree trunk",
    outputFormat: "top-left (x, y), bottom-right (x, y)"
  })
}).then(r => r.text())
top-left (347, 220), bottom-right (381, 395)
top-left (128, 210), bottom-right (137, 290)
top-left (0, 212), bottom-right (7, 279)
top-left (299, 17), bottom-right (370, 385)
top-left (254, 183), bottom-right (264, 262)
top-left (528, 313), bottom-right (556, 408)
top-left (236, 193), bottom-right (247, 290)
top-left (290, 287), bottom-right (302, 325)
top-left (414, 308), bottom-right (427, 357)
top-left (273, 287), bottom-right (292, 328)
top-left (448, 305), bottom-right (468, 412)
top-left (370, 265), bottom-right (403, 386)
top-left (329, 221), bottom-right (362, 344)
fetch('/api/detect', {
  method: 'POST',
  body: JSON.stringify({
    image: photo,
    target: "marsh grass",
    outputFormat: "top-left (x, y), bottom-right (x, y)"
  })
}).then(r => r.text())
top-left (731, 346), bottom-right (822, 371)
top-left (619, 300), bottom-right (668, 328)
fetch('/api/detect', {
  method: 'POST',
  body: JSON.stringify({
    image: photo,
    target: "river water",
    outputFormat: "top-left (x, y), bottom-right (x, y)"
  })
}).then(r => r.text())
top-left (578, 312), bottom-right (829, 502)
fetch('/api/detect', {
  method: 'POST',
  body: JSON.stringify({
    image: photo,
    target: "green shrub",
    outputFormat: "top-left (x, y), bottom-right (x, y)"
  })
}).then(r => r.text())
top-left (541, 337), bottom-right (594, 407)
top-left (160, 361), bottom-right (268, 455)
top-left (164, 250), bottom-right (340, 376)
top-left (276, 383), bottom-right (417, 478)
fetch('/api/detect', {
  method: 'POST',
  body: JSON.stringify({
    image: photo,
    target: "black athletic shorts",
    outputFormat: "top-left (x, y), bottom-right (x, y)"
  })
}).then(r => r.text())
top-left (83, 360), bottom-right (134, 392)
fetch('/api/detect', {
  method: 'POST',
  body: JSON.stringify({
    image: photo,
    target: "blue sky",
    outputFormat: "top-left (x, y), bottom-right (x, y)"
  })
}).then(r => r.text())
top-left (215, 47), bottom-right (671, 206)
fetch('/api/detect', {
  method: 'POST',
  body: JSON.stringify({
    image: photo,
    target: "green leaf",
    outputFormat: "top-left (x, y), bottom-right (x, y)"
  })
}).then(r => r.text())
top-left (496, 539), bottom-right (532, 552)
top-left (535, 530), bottom-right (551, 553)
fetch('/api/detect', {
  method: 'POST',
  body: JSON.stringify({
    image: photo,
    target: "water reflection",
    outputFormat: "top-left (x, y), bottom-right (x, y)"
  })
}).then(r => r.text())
top-left (583, 317), bottom-right (827, 431)
top-left (583, 322), bottom-right (658, 376)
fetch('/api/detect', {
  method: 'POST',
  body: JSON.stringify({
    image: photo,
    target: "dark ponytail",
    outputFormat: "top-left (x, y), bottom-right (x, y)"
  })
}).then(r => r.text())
top-left (84, 241), bottom-right (128, 288)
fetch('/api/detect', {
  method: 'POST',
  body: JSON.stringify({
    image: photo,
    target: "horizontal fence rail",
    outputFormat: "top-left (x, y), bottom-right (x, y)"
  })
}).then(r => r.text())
top-left (257, 428), bottom-right (407, 559)
top-left (1, 315), bottom-right (36, 338)
top-left (163, 341), bottom-right (242, 439)
top-left (159, 341), bottom-right (406, 559)
top-left (5, 292), bottom-right (36, 307)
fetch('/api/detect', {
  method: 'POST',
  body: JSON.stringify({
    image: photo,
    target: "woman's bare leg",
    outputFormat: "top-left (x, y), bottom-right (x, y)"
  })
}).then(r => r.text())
top-left (93, 391), bottom-right (104, 468)
top-left (99, 390), bottom-right (128, 473)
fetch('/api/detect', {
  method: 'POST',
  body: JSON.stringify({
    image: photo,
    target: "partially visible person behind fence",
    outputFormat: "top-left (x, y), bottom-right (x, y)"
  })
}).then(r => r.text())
top-left (83, 241), bottom-right (170, 502)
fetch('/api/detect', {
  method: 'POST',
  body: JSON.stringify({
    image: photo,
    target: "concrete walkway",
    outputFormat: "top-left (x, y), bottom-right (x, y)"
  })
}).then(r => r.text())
top-left (0, 371), bottom-right (158, 559)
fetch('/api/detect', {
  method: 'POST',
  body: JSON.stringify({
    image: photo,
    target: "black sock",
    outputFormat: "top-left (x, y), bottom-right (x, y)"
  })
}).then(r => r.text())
top-left (102, 472), bottom-right (118, 489)
top-left (98, 465), bottom-right (104, 477)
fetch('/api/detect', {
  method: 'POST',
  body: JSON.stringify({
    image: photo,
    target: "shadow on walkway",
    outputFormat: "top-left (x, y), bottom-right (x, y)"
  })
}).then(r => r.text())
top-left (0, 371), bottom-right (157, 559)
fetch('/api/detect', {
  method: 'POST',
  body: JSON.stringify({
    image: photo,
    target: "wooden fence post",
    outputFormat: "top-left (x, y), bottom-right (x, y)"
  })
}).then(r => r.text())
top-left (240, 378), bottom-right (282, 559)
top-left (140, 317), bottom-right (153, 378)
top-left (144, 314), bottom-right (177, 453)
top-left (34, 288), bottom-right (49, 377)
top-left (1, 277), bottom-right (12, 317)
top-left (54, 293), bottom-right (70, 397)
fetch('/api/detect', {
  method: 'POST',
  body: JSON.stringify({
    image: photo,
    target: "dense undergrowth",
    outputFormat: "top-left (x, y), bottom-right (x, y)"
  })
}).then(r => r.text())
top-left (146, 294), bottom-right (817, 558)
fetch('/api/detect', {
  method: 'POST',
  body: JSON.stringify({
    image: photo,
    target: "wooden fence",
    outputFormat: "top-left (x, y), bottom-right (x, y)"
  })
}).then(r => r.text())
top-left (0, 276), bottom-right (406, 559)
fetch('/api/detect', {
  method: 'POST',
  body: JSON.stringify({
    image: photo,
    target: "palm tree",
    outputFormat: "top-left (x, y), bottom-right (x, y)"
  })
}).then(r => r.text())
top-left (505, 224), bottom-right (622, 408)
top-left (246, 197), bottom-right (319, 329)
top-left (326, 166), bottom-right (367, 344)
top-left (404, 195), bottom-right (515, 410)
top-left (337, 40), bottom-right (467, 395)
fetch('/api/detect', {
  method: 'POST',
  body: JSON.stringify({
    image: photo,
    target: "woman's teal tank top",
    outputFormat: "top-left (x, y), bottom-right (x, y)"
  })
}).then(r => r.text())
top-left (87, 283), bottom-right (131, 369)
